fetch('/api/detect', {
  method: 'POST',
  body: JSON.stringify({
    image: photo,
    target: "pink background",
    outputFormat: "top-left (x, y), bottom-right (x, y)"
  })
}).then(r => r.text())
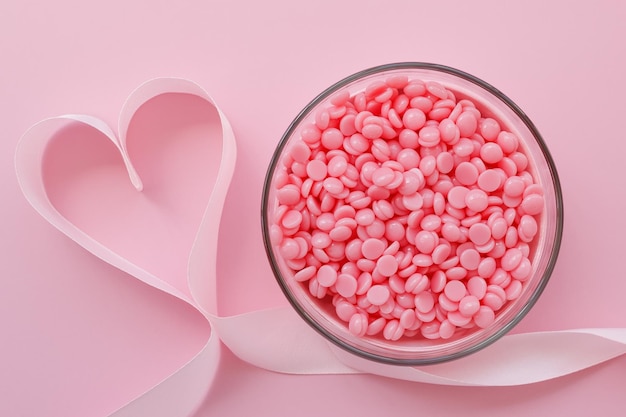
top-left (1, 0), bottom-right (626, 415)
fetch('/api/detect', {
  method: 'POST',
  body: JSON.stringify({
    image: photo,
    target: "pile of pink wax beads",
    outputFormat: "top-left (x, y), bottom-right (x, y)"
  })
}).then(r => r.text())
top-left (269, 75), bottom-right (544, 341)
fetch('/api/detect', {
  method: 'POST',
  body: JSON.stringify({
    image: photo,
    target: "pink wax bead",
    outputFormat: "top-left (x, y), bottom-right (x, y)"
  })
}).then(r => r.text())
top-left (345, 239), bottom-right (363, 261)
top-left (459, 248), bottom-right (480, 270)
top-left (294, 265), bottom-right (317, 282)
top-left (436, 151), bottom-right (454, 174)
top-left (426, 81), bottom-right (448, 99)
top-left (419, 155), bottom-right (437, 176)
top-left (376, 254), bottom-right (399, 277)
top-left (458, 295), bottom-right (480, 317)
top-left (477, 169), bottom-right (502, 192)
top-left (404, 80), bottom-right (426, 97)
top-left (280, 238), bottom-right (300, 260)
top-left (446, 266), bottom-right (467, 281)
top-left (431, 244), bottom-right (451, 265)
top-left (334, 204), bottom-right (356, 219)
top-left (290, 141), bottom-right (312, 163)
top-left (455, 162), bottom-right (479, 186)
top-left (448, 185), bottom-right (470, 209)
top-left (504, 176), bottom-right (525, 197)
top-left (510, 152), bottom-right (529, 172)
top-left (281, 210), bottom-right (303, 229)
top-left (306, 159), bottom-right (327, 181)
top-left (398, 171), bottom-right (422, 195)
top-left (439, 119), bottom-right (459, 144)
top-left (362, 222), bottom-right (382, 242)
top-left (415, 230), bottom-right (437, 254)
top-left (456, 111), bottom-right (478, 137)
top-left (480, 142), bottom-right (504, 164)
top-left (367, 284), bottom-right (390, 306)
top-left (321, 128), bottom-right (343, 150)
top-left (474, 306), bottom-right (496, 328)
top-left (465, 189), bottom-right (488, 212)
top-left (511, 257), bottom-right (532, 281)
top-left (479, 118), bottom-right (501, 141)
top-left (405, 273), bottom-right (429, 294)
top-left (438, 320), bottom-right (456, 339)
top-left (372, 200), bottom-right (394, 220)
top-left (518, 215), bottom-right (538, 241)
top-left (372, 166), bottom-right (395, 187)
top-left (397, 148), bottom-right (420, 170)
top-left (301, 123), bottom-right (322, 143)
top-left (329, 225), bottom-right (352, 242)
top-left (521, 193), bottom-right (544, 215)
top-left (490, 217), bottom-right (508, 240)
top-left (467, 276), bottom-right (487, 299)
top-left (477, 257), bottom-right (497, 278)
top-left (430, 270), bottom-right (447, 293)
top-left (453, 138), bottom-right (474, 158)
top-left (497, 131), bottom-right (518, 154)
top-left (399, 128), bottom-right (419, 148)
top-left (482, 292), bottom-right (504, 312)
top-left (501, 248), bottom-right (523, 271)
top-left (448, 311), bottom-right (472, 327)
top-left (415, 292), bottom-right (435, 313)
top-left (399, 309), bottom-right (416, 329)
top-left (417, 309), bottom-right (437, 324)
top-left (309, 278), bottom-right (327, 299)
top-left (433, 192), bottom-right (446, 215)
top-left (323, 177), bottom-right (345, 195)
top-left (327, 155), bottom-right (348, 177)
top-left (385, 220), bottom-right (405, 241)
top-left (362, 123), bottom-right (384, 140)
top-left (361, 238), bottom-right (386, 260)
top-left (276, 184), bottom-right (301, 206)
top-left (468, 223), bottom-right (491, 245)
top-left (383, 319), bottom-right (405, 341)
top-left (335, 300), bottom-right (357, 322)
top-left (402, 192), bottom-right (424, 211)
top-left (271, 74), bottom-right (548, 344)
top-left (402, 108), bottom-right (426, 130)
top-left (418, 126), bottom-right (441, 147)
top-left (420, 214), bottom-right (442, 231)
top-left (505, 279), bottom-right (523, 300)
top-left (388, 274), bottom-right (405, 294)
top-left (441, 223), bottom-right (461, 242)
top-left (355, 208), bottom-right (375, 226)
top-left (269, 224), bottom-right (284, 245)
top-left (349, 313), bottom-right (369, 336)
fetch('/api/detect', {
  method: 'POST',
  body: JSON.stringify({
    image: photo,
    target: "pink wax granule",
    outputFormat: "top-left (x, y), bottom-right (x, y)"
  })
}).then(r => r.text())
top-left (270, 75), bottom-right (545, 341)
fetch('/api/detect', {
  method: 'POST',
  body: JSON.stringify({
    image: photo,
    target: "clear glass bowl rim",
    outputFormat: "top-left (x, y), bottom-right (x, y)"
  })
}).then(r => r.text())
top-left (261, 62), bottom-right (564, 365)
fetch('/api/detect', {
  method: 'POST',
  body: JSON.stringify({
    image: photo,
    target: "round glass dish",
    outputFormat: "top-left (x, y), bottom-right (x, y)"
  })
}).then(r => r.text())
top-left (262, 62), bottom-right (563, 365)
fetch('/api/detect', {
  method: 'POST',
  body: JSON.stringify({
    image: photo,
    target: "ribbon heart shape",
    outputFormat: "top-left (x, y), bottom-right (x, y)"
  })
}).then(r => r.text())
top-left (14, 78), bottom-right (626, 416)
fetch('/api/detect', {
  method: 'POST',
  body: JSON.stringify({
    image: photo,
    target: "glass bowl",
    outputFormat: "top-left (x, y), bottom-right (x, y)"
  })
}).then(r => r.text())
top-left (261, 62), bottom-right (563, 365)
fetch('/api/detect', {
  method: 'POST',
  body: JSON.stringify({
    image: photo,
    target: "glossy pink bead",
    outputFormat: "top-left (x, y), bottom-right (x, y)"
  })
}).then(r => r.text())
top-left (402, 108), bottom-right (426, 130)
top-left (367, 285), bottom-right (390, 306)
top-left (448, 186), bottom-right (469, 209)
top-left (376, 254), bottom-right (398, 277)
top-left (468, 223), bottom-right (491, 245)
top-left (458, 295), bottom-right (480, 317)
top-left (455, 162), bottom-right (479, 186)
top-left (480, 142), bottom-right (504, 164)
top-left (361, 238), bottom-right (385, 260)
top-left (477, 169), bottom-right (502, 192)
top-left (474, 306), bottom-right (496, 328)
top-left (465, 189), bottom-right (488, 212)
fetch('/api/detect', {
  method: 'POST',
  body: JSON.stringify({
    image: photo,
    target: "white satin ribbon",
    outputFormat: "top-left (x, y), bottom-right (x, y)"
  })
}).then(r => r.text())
top-left (14, 78), bottom-right (626, 416)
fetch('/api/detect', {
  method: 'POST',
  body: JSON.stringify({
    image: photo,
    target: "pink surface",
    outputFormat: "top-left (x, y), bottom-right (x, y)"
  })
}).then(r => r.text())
top-left (1, 0), bottom-right (625, 416)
